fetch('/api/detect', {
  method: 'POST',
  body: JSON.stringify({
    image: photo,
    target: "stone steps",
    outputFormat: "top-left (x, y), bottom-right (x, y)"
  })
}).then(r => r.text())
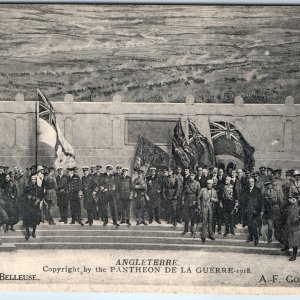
top-left (0, 220), bottom-right (284, 255)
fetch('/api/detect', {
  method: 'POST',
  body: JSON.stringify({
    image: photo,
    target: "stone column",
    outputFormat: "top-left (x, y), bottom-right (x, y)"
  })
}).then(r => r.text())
top-left (283, 96), bottom-right (296, 152)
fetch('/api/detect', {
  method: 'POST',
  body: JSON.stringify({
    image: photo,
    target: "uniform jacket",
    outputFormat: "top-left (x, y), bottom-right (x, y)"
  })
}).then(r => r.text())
top-left (44, 175), bottom-right (58, 191)
top-left (289, 179), bottom-right (300, 203)
top-left (101, 173), bottom-right (116, 192)
top-left (146, 175), bottom-right (161, 199)
top-left (82, 174), bottom-right (94, 192)
top-left (175, 174), bottom-right (184, 199)
top-left (263, 187), bottom-right (282, 221)
top-left (56, 174), bottom-right (68, 196)
top-left (119, 175), bottom-right (132, 199)
top-left (286, 203), bottom-right (300, 248)
top-left (162, 175), bottom-right (178, 200)
top-left (132, 176), bottom-right (147, 200)
top-left (66, 174), bottom-right (82, 200)
top-left (183, 179), bottom-right (201, 207)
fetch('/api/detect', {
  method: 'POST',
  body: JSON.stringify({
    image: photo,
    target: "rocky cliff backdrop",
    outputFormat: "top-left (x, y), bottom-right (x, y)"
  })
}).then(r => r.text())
top-left (0, 5), bottom-right (299, 103)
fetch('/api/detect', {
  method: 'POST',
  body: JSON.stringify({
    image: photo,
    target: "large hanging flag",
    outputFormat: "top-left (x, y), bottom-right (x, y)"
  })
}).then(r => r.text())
top-left (172, 120), bottom-right (195, 169)
top-left (209, 121), bottom-right (255, 170)
top-left (188, 120), bottom-right (215, 168)
top-left (37, 89), bottom-right (76, 168)
top-left (133, 135), bottom-right (170, 173)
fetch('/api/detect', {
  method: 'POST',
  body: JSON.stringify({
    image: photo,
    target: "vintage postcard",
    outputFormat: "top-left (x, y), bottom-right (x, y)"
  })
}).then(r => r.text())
top-left (0, 3), bottom-right (300, 295)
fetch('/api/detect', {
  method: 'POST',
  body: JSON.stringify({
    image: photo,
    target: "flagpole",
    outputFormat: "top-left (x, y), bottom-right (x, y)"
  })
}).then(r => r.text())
top-left (35, 90), bottom-right (38, 168)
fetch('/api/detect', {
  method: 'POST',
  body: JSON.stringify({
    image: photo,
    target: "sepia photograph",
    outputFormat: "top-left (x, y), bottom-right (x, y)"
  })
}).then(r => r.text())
top-left (0, 3), bottom-right (300, 294)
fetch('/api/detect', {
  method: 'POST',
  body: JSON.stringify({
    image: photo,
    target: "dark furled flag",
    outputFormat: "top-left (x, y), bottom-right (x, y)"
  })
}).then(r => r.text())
top-left (188, 120), bottom-right (215, 168)
top-left (172, 120), bottom-right (195, 169)
top-left (209, 121), bottom-right (255, 170)
top-left (133, 135), bottom-right (170, 173)
top-left (37, 89), bottom-right (76, 169)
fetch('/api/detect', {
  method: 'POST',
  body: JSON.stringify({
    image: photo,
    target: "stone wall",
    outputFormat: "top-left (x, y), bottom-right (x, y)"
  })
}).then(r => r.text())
top-left (0, 94), bottom-right (299, 173)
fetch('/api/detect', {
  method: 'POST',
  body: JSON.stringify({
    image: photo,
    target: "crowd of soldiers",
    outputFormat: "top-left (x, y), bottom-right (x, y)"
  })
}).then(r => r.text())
top-left (0, 163), bottom-right (299, 261)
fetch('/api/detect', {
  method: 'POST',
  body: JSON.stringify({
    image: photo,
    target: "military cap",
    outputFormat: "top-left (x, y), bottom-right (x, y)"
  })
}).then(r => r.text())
top-left (266, 167), bottom-right (273, 172)
top-left (137, 168), bottom-right (145, 173)
top-left (149, 167), bottom-right (157, 171)
top-left (30, 165), bottom-right (36, 170)
top-left (207, 179), bottom-right (213, 184)
top-left (265, 180), bottom-right (274, 185)
top-left (106, 165), bottom-right (113, 170)
top-left (4, 166), bottom-right (9, 170)
top-left (273, 169), bottom-right (282, 174)
top-left (48, 167), bottom-right (55, 172)
top-left (96, 165), bottom-right (102, 169)
top-left (122, 167), bottom-right (129, 172)
top-left (163, 167), bottom-right (168, 172)
top-left (31, 174), bottom-right (37, 180)
top-left (116, 165), bottom-right (122, 170)
top-left (36, 166), bottom-right (44, 172)
top-left (190, 171), bottom-right (196, 176)
top-left (259, 167), bottom-right (266, 171)
top-left (67, 166), bottom-right (76, 171)
top-left (82, 166), bottom-right (89, 171)
top-left (293, 170), bottom-right (300, 177)
top-left (286, 169), bottom-right (293, 176)
top-left (57, 166), bottom-right (63, 170)
top-left (245, 169), bottom-right (251, 174)
top-left (90, 165), bottom-right (96, 168)
top-left (0, 165), bottom-right (3, 169)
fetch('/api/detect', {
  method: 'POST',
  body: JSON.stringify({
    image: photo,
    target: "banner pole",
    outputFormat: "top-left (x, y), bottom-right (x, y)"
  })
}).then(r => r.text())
top-left (35, 90), bottom-right (38, 168)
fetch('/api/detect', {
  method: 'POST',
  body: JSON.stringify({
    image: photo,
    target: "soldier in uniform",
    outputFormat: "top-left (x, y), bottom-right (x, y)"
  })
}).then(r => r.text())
top-left (114, 165), bottom-right (123, 221)
top-left (3, 173), bottom-right (19, 232)
top-left (242, 177), bottom-right (263, 246)
top-left (198, 179), bottom-right (218, 242)
top-left (44, 167), bottom-right (58, 225)
top-left (118, 168), bottom-right (132, 225)
top-left (56, 166), bottom-right (68, 224)
top-left (101, 165), bottom-right (119, 226)
top-left (81, 166), bottom-right (96, 226)
top-left (162, 168), bottom-right (178, 225)
top-left (182, 172), bottom-right (201, 235)
top-left (132, 168), bottom-right (148, 226)
top-left (66, 166), bottom-right (83, 225)
top-left (146, 167), bottom-right (162, 224)
top-left (94, 165), bottom-right (104, 221)
top-left (263, 179), bottom-right (284, 243)
top-left (175, 166), bottom-right (184, 223)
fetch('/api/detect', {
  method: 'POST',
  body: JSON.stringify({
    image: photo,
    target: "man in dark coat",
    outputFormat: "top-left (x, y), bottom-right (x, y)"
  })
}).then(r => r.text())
top-left (118, 168), bottom-right (132, 225)
top-left (114, 165), bottom-right (123, 221)
top-left (23, 175), bottom-right (43, 240)
top-left (195, 166), bottom-right (207, 189)
top-left (82, 166), bottom-right (96, 226)
top-left (233, 169), bottom-right (247, 226)
top-left (66, 166), bottom-right (83, 225)
top-left (3, 174), bottom-right (19, 232)
top-left (56, 166), bottom-right (69, 224)
top-left (101, 165), bottom-right (119, 226)
top-left (242, 177), bottom-right (263, 246)
top-left (146, 167), bottom-right (162, 225)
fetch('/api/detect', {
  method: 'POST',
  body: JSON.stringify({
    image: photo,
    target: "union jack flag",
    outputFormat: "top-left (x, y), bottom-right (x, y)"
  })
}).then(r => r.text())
top-left (37, 89), bottom-right (57, 127)
top-left (37, 89), bottom-right (76, 168)
top-left (210, 121), bottom-right (240, 141)
top-left (209, 121), bottom-right (255, 170)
